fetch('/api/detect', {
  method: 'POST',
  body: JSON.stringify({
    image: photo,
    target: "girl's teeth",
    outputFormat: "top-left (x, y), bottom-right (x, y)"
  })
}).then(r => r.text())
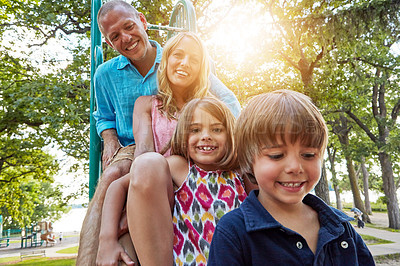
top-left (281, 182), bottom-right (302, 188)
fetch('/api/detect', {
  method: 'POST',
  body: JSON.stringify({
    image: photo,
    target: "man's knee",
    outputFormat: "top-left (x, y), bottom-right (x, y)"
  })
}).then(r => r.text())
top-left (129, 152), bottom-right (169, 192)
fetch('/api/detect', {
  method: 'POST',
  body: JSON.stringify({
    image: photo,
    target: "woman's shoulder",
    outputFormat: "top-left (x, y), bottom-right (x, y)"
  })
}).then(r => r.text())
top-left (134, 95), bottom-right (153, 113)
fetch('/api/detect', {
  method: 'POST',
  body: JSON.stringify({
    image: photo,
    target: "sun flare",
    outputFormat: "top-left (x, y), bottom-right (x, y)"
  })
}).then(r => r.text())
top-left (205, 1), bottom-right (275, 67)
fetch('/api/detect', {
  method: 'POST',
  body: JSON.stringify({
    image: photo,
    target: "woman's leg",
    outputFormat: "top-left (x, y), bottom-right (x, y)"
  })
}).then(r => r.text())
top-left (127, 152), bottom-right (175, 266)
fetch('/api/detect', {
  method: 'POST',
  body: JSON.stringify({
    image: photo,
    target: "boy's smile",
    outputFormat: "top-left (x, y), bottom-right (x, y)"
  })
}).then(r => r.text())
top-left (253, 137), bottom-right (321, 211)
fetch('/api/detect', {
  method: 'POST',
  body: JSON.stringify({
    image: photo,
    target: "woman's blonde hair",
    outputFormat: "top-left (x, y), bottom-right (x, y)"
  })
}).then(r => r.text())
top-left (235, 89), bottom-right (328, 184)
top-left (170, 97), bottom-right (238, 170)
top-left (157, 32), bottom-right (211, 119)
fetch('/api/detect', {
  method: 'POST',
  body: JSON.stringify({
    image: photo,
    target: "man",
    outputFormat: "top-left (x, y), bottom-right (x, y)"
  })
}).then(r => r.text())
top-left (77, 0), bottom-right (240, 264)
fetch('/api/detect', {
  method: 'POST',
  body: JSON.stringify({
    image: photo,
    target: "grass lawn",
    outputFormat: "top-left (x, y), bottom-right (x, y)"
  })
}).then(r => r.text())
top-left (360, 234), bottom-right (394, 245)
top-left (56, 246), bottom-right (78, 254)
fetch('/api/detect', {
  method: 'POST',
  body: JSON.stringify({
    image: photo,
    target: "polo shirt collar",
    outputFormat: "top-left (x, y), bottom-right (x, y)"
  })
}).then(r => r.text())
top-left (241, 190), bottom-right (352, 234)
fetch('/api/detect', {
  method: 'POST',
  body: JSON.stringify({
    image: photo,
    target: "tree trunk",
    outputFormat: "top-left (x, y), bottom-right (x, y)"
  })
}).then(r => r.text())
top-left (332, 114), bottom-right (370, 222)
top-left (378, 152), bottom-right (400, 229)
top-left (360, 157), bottom-right (372, 215)
top-left (334, 185), bottom-right (343, 211)
top-left (327, 146), bottom-right (342, 210)
top-left (315, 163), bottom-right (330, 205)
top-left (345, 155), bottom-right (371, 223)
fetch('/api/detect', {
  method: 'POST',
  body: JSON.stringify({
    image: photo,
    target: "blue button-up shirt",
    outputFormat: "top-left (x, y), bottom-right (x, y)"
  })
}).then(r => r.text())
top-left (93, 40), bottom-right (240, 147)
top-left (208, 190), bottom-right (375, 266)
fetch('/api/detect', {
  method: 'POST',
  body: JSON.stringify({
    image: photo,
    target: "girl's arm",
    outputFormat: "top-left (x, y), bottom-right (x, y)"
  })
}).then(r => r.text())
top-left (96, 175), bottom-right (134, 266)
top-left (133, 96), bottom-right (154, 158)
top-left (166, 155), bottom-right (189, 188)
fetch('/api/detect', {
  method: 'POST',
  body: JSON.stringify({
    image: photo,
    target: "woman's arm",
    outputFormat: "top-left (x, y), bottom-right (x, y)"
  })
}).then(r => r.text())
top-left (133, 96), bottom-right (154, 158)
top-left (97, 175), bottom-right (134, 266)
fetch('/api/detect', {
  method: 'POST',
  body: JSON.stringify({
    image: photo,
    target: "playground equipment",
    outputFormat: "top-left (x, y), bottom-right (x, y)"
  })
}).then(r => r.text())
top-left (21, 224), bottom-right (42, 248)
top-left (20, 221), bottom-right (56, 248)
top-left (89, 0), bottom-right (197, 199)
top-left (0, 216), bottom-right (10, 248)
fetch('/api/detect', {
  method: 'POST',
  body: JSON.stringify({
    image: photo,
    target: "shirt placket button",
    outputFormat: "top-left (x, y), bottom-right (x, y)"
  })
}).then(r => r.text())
top-left (341, 241), bottom-right (349, 249)
top-left (296, 241), bottom-right (303, 249)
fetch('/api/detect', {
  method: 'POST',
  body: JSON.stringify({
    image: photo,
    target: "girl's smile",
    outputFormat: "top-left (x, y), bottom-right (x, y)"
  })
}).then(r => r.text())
top-left (188, 108), bottom-right (227, 171)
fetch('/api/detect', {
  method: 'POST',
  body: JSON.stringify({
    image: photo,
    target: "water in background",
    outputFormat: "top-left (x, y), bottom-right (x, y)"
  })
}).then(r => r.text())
top-left (52, 207), bottom-right (87, 233)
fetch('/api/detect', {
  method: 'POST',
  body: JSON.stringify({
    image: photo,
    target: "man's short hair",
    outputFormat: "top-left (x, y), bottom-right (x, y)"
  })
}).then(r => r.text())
top-left (97, 0), bottom-right (139, 36)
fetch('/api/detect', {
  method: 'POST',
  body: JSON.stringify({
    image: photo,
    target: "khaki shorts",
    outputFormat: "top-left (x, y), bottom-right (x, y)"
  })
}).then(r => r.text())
top-left (109, 144), bottom-right (136, 166)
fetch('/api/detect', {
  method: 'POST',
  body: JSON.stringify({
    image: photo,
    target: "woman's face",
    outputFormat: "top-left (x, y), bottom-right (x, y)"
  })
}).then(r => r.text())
top-left (167, 36), bottom-right (202, 93)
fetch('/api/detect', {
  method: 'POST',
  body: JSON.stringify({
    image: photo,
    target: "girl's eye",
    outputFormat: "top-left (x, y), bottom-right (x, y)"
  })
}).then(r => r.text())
top-left (212, 127), bottom-right (223, 133)
top-left (190, 128), bottom-right (200, 133)
top-left (268, 154), bottom-right (283, 160)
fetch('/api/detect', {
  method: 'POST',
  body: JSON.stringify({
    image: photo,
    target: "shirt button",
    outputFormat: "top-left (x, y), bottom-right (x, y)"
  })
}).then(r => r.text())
top-left (341, 241), bottom-right (349, 249)
top-left (296, 241), bottom-right (303, 249)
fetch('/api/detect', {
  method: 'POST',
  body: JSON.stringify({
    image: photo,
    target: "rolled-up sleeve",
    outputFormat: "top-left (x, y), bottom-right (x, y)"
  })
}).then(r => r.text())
top-left (93, 67), bottom-right (117, 137)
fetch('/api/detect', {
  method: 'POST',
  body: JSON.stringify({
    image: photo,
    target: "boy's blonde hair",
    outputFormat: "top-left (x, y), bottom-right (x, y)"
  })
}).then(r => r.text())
top-left (157, 32), bottom-right (211, 119)
top-left (235, 89), bottom-right (328, 184)
top-left (171, 97), bottom-right (238, 170)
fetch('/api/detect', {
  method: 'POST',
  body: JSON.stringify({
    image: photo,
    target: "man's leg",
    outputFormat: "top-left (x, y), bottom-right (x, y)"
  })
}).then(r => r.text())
top-left (76, 159), bottom-right (132, 265)
top-left (127, 153), bottom-right (175, 266)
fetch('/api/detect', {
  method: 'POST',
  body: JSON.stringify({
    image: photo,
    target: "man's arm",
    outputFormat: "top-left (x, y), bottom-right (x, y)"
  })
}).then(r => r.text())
top-left (209, 73), bottom-right (241, 117)
top-left (101, 129), bottom-right (121, 170)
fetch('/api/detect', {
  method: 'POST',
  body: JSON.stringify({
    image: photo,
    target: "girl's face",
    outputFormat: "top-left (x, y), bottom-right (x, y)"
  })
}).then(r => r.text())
top-left (253, 135), bottom-right (321, 212)
top-left (167, 36), bottom-right (202, 93)
top-left (187, 107), bottom-right (227, 171)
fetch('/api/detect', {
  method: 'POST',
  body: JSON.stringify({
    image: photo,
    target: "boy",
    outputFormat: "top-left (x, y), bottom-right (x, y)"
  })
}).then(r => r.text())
top-left (208, 90), bottom-right (375, 265)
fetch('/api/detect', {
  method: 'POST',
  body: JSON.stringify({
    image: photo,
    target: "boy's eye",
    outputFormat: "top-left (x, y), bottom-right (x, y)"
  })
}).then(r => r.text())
top-left (267, 154), bottom-right (283, 160)
top-left (302, 153), bottom-right (317, 159)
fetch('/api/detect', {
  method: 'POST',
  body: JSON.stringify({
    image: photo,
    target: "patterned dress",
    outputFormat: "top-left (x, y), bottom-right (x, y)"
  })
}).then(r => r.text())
top-left (173, 163), bottom-right (247, 265)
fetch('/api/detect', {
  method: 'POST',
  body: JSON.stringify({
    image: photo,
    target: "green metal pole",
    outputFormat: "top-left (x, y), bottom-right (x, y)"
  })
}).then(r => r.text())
top-left (89, 0), bottom-right (103, 201)
top-left (167, 0), bottom-right (197, 39)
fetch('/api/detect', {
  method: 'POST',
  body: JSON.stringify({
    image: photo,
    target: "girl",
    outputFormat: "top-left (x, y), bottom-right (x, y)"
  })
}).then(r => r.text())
top-left (208, 90), bottom-right (374, 265)
top-left (97, 97), bottom-right (248, 266)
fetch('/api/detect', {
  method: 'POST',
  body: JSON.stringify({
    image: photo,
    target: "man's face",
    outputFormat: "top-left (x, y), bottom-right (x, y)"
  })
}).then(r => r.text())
top-left (100, 6), bottom-right (150, 63)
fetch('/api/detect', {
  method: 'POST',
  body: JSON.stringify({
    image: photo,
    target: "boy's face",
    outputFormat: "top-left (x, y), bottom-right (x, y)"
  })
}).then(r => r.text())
top-left (253, 136), bottom-right (321, 211)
